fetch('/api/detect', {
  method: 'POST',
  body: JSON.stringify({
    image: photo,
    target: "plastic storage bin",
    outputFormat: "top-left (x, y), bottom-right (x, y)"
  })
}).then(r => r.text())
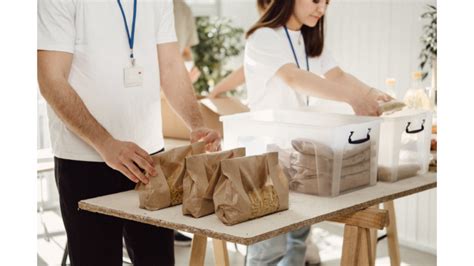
top-left (378, 109), bottom-right (432, 182)
top-left (220, 110), bottom-right (382, 197)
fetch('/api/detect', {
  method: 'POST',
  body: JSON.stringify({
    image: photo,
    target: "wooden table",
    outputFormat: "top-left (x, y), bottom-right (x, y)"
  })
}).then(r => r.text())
top-left (79, 173), bottom-right (436, 265)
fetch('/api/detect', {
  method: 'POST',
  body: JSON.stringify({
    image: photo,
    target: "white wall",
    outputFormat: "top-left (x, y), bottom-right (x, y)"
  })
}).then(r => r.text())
top-left (325, 0), bottom-right (435, 98)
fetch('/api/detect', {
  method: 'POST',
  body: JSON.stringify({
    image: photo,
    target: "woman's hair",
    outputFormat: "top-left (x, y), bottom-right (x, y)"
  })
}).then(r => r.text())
top-left (256, 0), bottom-right (272, 14)
top-left (247, 0), bottom-right (326, 57)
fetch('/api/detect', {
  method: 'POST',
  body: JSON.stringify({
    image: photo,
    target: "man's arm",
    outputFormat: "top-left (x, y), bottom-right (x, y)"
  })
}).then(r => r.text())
top-left (158, 43), bottom-right (221, 151)
top-left (37, 50), bottom-right (156, 183)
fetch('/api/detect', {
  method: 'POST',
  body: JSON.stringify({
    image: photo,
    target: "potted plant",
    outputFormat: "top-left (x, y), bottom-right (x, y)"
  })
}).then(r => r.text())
top-left (191, 16), bottom-right (244, 95)
top-left (419, 4), bottom-right (437, 105)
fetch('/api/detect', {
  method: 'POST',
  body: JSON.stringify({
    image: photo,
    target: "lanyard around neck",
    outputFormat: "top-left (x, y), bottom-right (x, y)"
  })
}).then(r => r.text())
top-left (117, 0), bottom-right (137, 64)
top-left (284, 26), bottom-right (309, 71)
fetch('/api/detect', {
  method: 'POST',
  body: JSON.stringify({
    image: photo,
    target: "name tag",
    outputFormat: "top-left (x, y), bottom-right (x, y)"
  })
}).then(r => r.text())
top-left (124, 65), bottom-right (144, 87)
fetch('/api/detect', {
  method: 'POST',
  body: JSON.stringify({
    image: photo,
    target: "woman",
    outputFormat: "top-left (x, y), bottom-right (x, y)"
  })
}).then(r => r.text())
top-left (244, 0), bottom-right (391, 265)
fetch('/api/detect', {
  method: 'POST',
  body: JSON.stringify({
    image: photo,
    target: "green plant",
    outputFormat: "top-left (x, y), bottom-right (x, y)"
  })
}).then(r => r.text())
top-left (192, 16), bottom-right (244, 95)
top-left (419, 4), bottom-right (437, 80)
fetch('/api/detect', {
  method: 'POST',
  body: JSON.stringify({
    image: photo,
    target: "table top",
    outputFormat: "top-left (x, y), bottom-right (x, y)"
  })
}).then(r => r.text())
top-left (37, 161), bottom-right (54, 173)
top-left (79, 172), bottom-right (436, 245)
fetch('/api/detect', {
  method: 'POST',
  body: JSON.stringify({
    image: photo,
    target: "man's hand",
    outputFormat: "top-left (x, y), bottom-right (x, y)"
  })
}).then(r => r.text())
top-left (190, 128), bottom-right (221, 152)
top-left (188, 66), bottom-right (201, 84)
top-left (96, 137), bottom-right (157, 184)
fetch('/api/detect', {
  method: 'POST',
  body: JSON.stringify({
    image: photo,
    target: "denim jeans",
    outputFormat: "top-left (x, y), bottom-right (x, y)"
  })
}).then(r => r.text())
top-left (246, 226), bottom-right (311, 266)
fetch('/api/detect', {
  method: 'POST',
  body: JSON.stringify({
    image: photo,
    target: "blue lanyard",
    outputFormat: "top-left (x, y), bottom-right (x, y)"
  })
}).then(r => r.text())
top-left (284, 26), bottom-right (309, 71)
top-left (284, 26), bottom-right (310, 106)
top-left (117, 0), bottom-right (137, 63)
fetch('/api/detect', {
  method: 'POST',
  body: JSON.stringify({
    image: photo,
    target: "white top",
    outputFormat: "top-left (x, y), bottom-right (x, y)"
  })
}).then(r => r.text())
top-left (244, 27), bottom-right (348, 112)
top-left (38, 0), bottom-right (177, 162)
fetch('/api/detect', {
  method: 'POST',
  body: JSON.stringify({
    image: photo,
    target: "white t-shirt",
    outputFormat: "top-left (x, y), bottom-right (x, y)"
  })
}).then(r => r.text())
top-left (244, 27), bottom-right (351, 112)
top-left (38, 0), bottom-right (177, 162)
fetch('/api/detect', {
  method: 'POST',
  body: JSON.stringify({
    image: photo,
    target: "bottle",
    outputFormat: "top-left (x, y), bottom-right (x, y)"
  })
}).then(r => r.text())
top-left (403, 71), bottom-right (431, 110)
top-left (385, 78), bottom-right (397, 99)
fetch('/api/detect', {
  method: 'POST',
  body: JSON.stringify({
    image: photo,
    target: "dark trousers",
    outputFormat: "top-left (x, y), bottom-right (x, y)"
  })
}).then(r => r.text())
top-left (54, 150), bottom-right (174, 266)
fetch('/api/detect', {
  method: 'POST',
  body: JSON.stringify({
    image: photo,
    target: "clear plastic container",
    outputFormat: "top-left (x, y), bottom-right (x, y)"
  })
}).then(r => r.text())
top-left (220, 109), bottom-right (382, 197)
top-left (378, 109), bottom-right (433, 182)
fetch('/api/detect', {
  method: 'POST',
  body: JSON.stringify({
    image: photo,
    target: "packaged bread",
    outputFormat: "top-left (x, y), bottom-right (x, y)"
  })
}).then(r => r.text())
top-left (379, 100), bottom-right (406, 115)
top-left (377, 164), bottom-right (420, 182)
top-left (212, 152), bottom-right (289, 225)
top-left (275, 138), bottom-right (374, 196)
top-left (136, 142), bottom-right (206, 211)
top-left (182, 148), bottom-right (245, 218)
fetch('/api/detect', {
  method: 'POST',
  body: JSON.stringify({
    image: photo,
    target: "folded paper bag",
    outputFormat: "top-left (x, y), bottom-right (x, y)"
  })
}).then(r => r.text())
top-left (212, 152), bottom-right (289, 225)
top-left (136, 142), bottom-right (206, 211)
top-left (182, 147), bottom-right (246, 218)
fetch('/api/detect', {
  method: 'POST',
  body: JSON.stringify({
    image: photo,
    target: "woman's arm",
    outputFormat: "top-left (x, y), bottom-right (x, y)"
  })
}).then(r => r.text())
top-left (209, 66), bottom-right (245, 98)
top-left (277, 64), bottom-right (382, 116)
top-left (324, 67), bottom-right (392, 102)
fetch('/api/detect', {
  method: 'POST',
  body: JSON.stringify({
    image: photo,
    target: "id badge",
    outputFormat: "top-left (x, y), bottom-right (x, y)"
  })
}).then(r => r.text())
top-left (124, 65), bottom-right (144, 87)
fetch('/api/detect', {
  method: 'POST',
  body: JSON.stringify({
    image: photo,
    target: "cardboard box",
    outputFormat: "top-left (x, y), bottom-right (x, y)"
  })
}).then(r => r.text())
top-left (161, 95), bottom-right (249, 140)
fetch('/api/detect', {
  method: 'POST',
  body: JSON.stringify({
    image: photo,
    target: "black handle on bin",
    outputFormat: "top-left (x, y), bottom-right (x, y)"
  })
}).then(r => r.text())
top-left (405, 119), bottom-right (425, 134)
top-left (348, 128), bottom-right (371, 144)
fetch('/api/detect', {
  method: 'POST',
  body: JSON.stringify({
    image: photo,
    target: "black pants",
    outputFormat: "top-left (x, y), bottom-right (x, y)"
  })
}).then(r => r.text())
top-left (54, 150), bottom-right (174, 266)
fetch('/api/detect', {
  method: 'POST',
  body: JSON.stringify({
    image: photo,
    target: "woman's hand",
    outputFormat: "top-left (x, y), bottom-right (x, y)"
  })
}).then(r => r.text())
top-left (348, 87), bottom-right (393, 116)
top-left (370, 88), bottom-right (394, 102)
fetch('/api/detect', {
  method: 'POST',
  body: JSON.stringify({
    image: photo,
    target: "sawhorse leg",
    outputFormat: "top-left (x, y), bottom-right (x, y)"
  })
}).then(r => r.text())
top-left (189, 234), bottom-right (230, 266)
top-left (367, 201), bottom-right (401, 266)
top-left (384, 200), bottom-right (401, 266)
top-left (328, 208), bottom-right (389, 266)
top-left (369, 204), bottom-right (379, 262)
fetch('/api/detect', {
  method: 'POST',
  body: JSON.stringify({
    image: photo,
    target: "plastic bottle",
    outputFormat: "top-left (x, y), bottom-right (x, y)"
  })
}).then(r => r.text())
top-left (403, 71), bottom-right (431, 110)
top-left (385, 78), bottom-right (397, 99)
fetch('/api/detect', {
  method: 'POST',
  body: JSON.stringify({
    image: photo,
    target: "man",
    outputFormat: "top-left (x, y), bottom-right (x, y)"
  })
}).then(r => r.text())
top-left (172, 0), bottom-right (201, 246)
top-left (37, 0), bottom-right (220, 265)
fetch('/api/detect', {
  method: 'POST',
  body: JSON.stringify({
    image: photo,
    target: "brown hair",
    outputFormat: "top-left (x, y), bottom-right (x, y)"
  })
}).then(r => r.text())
top-left (247, 0), bottom-right (326, 57)
top-left (256, 0), bottom-right (273, 14)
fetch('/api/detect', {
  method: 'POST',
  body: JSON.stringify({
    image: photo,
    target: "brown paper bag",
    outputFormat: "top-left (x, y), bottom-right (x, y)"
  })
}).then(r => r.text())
top-left (266, 144), bottom-right (296, 181)
top-left (288, 138), bottom-right (373, 196)
top-left (379, 100), bottom-right (406, 115)
top-left (289, 168), bottom-right (371, 196)
top-left (136, 142), bottom-right (206, 211)
top-left (377, 164), bottom-right (420, 182)
top-left (291, 138), bottom-right (371, 159)
top-left (212, 152), bottom-right (289, 225)
top-left (182, 148), bottom-right (246, 218)
top-left (290, 154), bottom-right (371, 176)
